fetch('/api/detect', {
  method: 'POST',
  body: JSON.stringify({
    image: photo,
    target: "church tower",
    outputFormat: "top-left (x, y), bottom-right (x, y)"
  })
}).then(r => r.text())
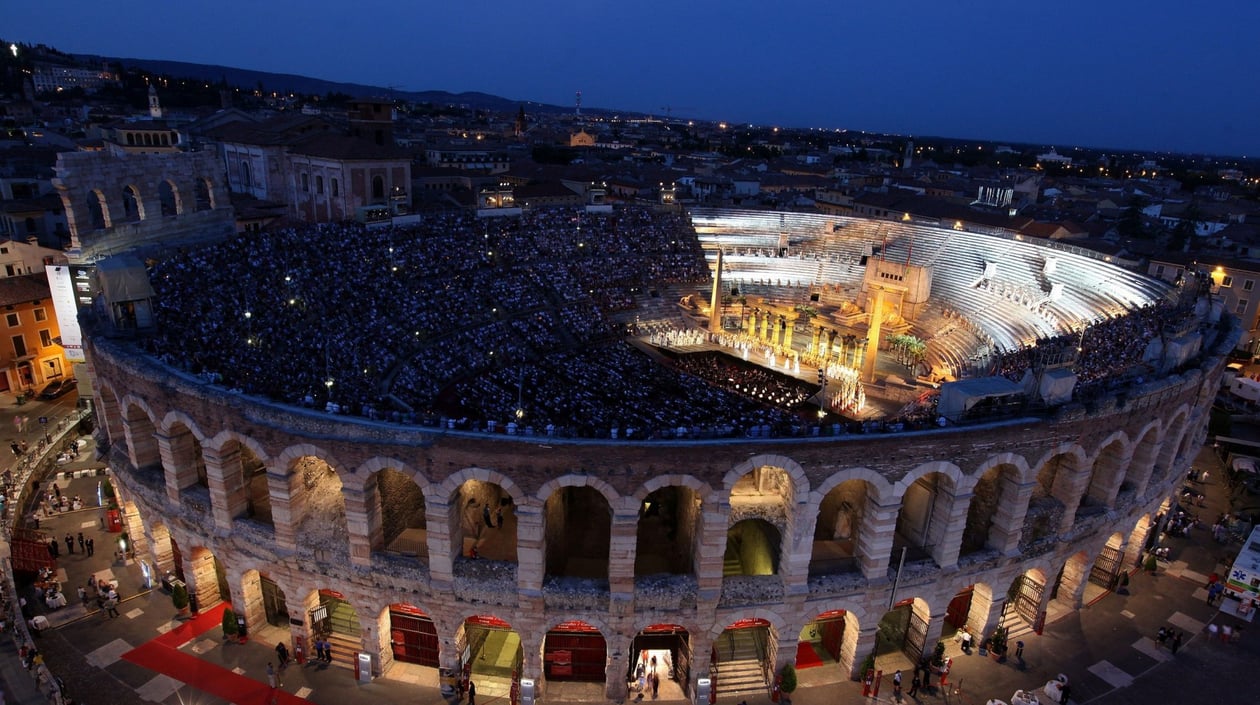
top-left (148, 82), bottom-right (163, 119)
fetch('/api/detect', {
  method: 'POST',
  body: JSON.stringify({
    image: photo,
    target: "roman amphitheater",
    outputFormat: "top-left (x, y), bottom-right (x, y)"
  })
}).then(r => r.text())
top-left (79, 195), bottom-right (1237, 703)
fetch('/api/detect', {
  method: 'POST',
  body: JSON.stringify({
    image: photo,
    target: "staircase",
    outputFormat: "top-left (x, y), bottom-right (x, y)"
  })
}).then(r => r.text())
top-left (323, 601), bottom-right (361, 670)
top-left (713, 630), bottom-right (768, 699)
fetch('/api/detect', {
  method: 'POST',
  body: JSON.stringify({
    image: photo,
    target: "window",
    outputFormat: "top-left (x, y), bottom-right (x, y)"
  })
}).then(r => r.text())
top-left (5, 313), bottom-right (18, 328)
top-left (1155, 265), bottom-right (1165, 276)
top-left (1245, 280), bottom-right (1254, 292)
top-left (1222, 275), bottom-right (1234, 287)
top-left (301, 173), bottom-right (310, 192)
top-left (331, 179), bottom-right (339, 197)
top-left (1237, 300), bottom-right (1249, 315)
top-left (11, 335), bottom-right (25, 358)
top-left (316, 176), bottom-right (324, 195)
top-left (33, 308), bottom-right (46, 322)
top-left (39, 329), bottom-right (52, 347)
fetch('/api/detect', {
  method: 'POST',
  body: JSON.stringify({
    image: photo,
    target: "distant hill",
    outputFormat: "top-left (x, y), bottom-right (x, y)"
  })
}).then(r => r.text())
top-left (79, 54), bottom-right (589, 116)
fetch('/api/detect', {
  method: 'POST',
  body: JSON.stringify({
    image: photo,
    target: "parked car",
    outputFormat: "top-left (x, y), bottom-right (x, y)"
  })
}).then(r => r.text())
top-left (38, 377), bottom-right (77, 399)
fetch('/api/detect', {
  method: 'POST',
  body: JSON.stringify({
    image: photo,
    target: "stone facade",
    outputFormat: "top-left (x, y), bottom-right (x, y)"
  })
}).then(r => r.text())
top-left (87, 311), bottom-right (1233, 702)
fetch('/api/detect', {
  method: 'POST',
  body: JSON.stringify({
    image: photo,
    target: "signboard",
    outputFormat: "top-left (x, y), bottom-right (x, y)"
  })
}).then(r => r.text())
top-left (45, 264), bottom-right (94, 363)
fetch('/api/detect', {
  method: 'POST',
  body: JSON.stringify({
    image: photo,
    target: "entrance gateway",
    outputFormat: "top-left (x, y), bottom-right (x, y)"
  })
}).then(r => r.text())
top-left (543, 621), bottom-right (605, 682)
top-left (627, 624), bottom-right (691, 697)
top-left (461, 615), bottom-right (523, 705)
top-left (390, 603), bottom-right (439, 667)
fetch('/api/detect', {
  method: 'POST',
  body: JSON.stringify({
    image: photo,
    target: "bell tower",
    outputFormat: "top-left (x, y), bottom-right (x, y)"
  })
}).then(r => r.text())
top-left (148, 82), bottom-right (163, 119)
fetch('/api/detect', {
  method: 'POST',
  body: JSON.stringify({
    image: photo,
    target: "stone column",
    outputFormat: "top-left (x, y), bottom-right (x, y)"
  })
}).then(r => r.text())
top-left (810, 326), bottom-right (822, 355)
top-left (861, 288), bottom-right (885, 383)
top-left (269, 468), bottom-right (306, 551)
top-left (608, 509), bottom-right (639, 598)
top-left (782, 316), bottom-right (794, 351)
top-left (1123, 518), bottom-right (1151, 569)
top-left (426, 497), bottom-right (456, 591)
top-left (121, 417), bottom-right (160, 471)
top-left (1055, 468), bottom-right (1092, 535)
top-left (156, 428), bottom-right (199, 508)
top-left (826, 330), bottom-right (838, 364)
top-left (849, 624), bottom-right (879, 679)
top-left (856, 494), bottom-right (900, 581)
top-left (604, 626), bottom-right (631, 702)
top-left (932, 489), bottom-right (971, 570)
top-left (695, 502), bottom-right (731, 600)
top-left (343, 485), bottom-right (377, 568)
top-left (144, 522), bottom-right (175, 575)
top-left (202, 444), bottom-right (245, 532)
top-left (991, 480), bottom-right (1036, 556)
top-left (745, 310), bottom-right (755, 337)
top-left (1054, 558), bottom-right (1089, 610)
top-left (516, 505), bottom-right (545, 596)
top-left (233, 572), bottom-right (266, 636)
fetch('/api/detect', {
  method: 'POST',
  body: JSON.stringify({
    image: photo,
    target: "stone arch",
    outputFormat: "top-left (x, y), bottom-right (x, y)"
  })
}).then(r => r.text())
top-left (1083, 431), bottom-right (1131, 512)
top-left (121, 183), bottom-right (144, 221)
top-left (1151, 406), bottom-right (1192, 490)
top-left (1026, 444), bottom-right (1088, 537)
top-left (353, 459), bottom-right (429, 562)
top-left (119, 396), bottom-right (160, 471)
top-left (277, 448), bottom-right (348, 554)
top-left (543, 481), bottom-right (612, 581)
top-left (159, 410), bottom-right (208, 442)
top-left (1053, 550), bottom-right (1092, 608)
top-left (725, 454), bottom-right (809, 507)
top-left (633, 474), bottom-right (714, 505)
top-left (158, 179), bottom-right (181, 216)
top-left (202, 430), bottom-right (272, 530)
top-left (725, 518), bottom-right (782, 575)
top-left (536, 473), bottom-right (620, 508)
top-left (87, 188), bottom-right (110, 229)
top-left (1125, 424), bottom-right (1162, 499)
top-left (892, 463), bottom-right (964, 568)
top-left (158, 412), bottom-right (209, 503)
top-left (194, 177), bottom-right (213, 211)
top-left (873, 596), bottom-right (933, 662)
top-left (275, 443), bottom-right (350, 480)
top-left (94, 378), bottom-right (123, 446)
top-left (707, 608), bottom-right (790, 640)
top-left (635, 481), bottom-right (704, 577)
top-left (809, 475), bottom-right (879, 577)
top-left (962, 458), bottom-right (1025, 557)
top-left (795, 606), bottom-right (861, 677)
top-left (434, 467), bottom-right (526, 507)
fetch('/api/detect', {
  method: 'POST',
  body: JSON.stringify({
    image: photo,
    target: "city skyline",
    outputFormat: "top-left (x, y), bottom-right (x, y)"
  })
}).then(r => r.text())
top-left (8, 1), bottom-right (1260, 157)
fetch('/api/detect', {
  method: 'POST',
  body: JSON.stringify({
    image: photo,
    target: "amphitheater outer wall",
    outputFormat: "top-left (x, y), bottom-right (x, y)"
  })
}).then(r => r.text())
top-left (87, 330), bottom-right (1230, 702)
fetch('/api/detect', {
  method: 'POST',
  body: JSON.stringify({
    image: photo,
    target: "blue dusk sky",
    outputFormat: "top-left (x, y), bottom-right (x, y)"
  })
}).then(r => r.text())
top-left (9, 1), bottom-right (1260, 156)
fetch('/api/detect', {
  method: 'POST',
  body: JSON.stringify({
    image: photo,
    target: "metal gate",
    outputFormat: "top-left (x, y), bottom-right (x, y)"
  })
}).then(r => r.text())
top-left (260, 575), bottom-right (288, 627)
top-left (1089, 544), bottom-right (1124, 588)
top-left (903, 607), bottom-right (928, 663)
top-left (1012, 574), bottom-right (1045, 626)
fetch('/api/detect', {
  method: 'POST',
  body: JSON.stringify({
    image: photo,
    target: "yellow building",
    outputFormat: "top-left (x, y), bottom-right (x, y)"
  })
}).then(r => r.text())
top-left (0, 274), bottom-right (70, 396)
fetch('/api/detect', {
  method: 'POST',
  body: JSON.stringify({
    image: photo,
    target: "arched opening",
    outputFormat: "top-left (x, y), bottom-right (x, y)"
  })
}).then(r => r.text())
top-left (239, 569), bottom-right (290, 633)
top-left (943, 586), bottom-right (973, 640)
top-left (713, 618), bottom-right (775, 698)
top-left (121, 184), bottom-right (143, 222)
top-left (629, 625), bottom-right (690, 699)
top-left (893, 472), bottom-right (954, 566)
top-left (1052, 550), bottom-right (1091, 607)
top-left (962, 463), bottom-right (1021, 556)
top-left (796, 609), bottom-right (852, 673)
top-left (240, 160), bottom-right (252, 189)
top-left (88, 189), bottom-right (109, 229)
top-left (543, 620), bottom-right (606, 683)
top-left (183, 546), bottom-right (230, 612)
top-left (1083, 438), bottom-right (1127, 514)
top-left (372, 174), bottom-right (385, 201)
top-left (122, 403), bottom-right (160, 472)
top-left (1005, 569), bottom-right (1046, 630)
top-left (126, 133), bottom-right (135, 145)
top-left (372, 467), bottom-right (427, 560)
top-left (290, 456), bottom-right (346, 552)
top-left (388, 603), bottom-right (440, 668)
top-left (810, 479), bottom-right (869, 575)
top-left (1086, 533), bottom-right (1126, 600)
top-left (544, 486), bottom-right (609, 581)
top-left (454, 478), bottom-right (516, 563)
top-left (310, 589), bottom-right (360, 669)
top-left (217, 440), bottom-right (272, 526)
top-left (458, 615), bottom-right (523, 700)
top-left (875, 598), bottom-right (931, 665)
top-left (158, 180), bottom-right (179, 216)
top-left (635, 486), bottom-right (700, 577)
top-left (194, 178), bottom-right (213, 211)
top-left (166, 421), bottom-right (207, 491)
top-left (1023, 452), bottom-right (1082, 544)
top-left (724, 519), bottom-right (780, 576)
top-left (1124, 428), bottom-right (1160, 500)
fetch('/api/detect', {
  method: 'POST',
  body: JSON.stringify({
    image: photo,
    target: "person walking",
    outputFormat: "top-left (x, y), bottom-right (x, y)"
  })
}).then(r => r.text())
top-left (1171, 631), bottom-right (1183, 655)
top-left (64, 534), bottom-right (74, 554)
top-left (266, 662), bottom-right (277, 689)
top-left (482, 503), bottom-right (493, 527)
top-left (77, 533), bottom-right (85, 552)
top-left (104, 595), bottom-right (119, 618)
top-left (86, 537), bottom-right (94, 556)
top-left (467, 679), bottom-right (477, 705)
top-left (908, 672), bottom-right (920, 697)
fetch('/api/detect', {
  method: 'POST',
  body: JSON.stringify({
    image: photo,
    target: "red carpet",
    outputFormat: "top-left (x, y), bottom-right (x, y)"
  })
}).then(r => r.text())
top-left (122, 603), bottom-right (315, 704)
top-left (795, 641), bottom-right (823, 669)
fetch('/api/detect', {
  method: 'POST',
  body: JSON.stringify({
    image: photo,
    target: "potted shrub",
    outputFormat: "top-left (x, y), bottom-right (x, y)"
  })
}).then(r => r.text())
top-left (222, 607), bottom-right (238, 641)
top-left (988, 626), bottom-right (1008, 663)
top-left (856, 652), bottom-right (876, 682)
top-left (779, 663), bottom-right (797, 703)
top-left (171, 582), bottom-right (190, 618)
top-left (1144, 554), bottom-right (1158, 575)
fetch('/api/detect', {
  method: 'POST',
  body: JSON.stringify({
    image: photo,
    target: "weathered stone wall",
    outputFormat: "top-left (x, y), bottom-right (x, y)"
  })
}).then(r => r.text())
top-left (89, 319), bottom-right (1235, 701)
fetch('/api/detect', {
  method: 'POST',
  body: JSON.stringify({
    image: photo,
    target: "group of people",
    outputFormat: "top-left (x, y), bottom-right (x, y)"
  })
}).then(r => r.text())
top-left (145, 206), bottom-right (708, 427)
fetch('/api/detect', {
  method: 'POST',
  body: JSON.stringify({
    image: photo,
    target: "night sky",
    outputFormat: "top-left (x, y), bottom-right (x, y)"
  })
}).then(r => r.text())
top-left (9, 1), bottom-right (1260, 156)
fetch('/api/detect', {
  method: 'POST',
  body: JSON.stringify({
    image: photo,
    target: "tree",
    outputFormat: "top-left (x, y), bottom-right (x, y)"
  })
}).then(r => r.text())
top-left (171, 582), bottom-right (190, 614)
top-left (222, 607), bottom-right (238, 638)
top-left (1118, 196), bottom-right (1149, 240)
top-left (779, 663), bottom-right (797, 694)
